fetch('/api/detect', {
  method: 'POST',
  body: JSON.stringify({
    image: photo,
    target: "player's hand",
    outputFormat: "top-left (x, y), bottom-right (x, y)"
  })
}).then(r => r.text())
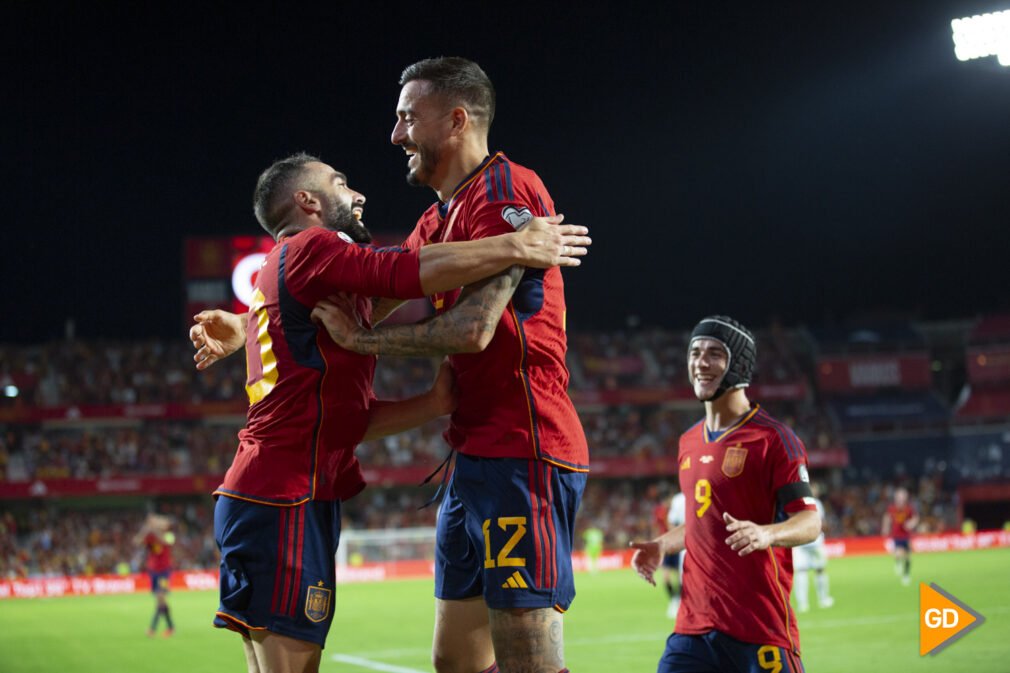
top-left (428, 358), bottom-right (459, 416)
top-left (724, 512), bottom-right (774, 556)
top-left (628, 540), bottom-right (662, 586)
top-left (513, 214), bottom-right (591, 268)
top-left (311, 294), bottom-right (364, 350)
top-left (190, 310), bottom-right (247, 371)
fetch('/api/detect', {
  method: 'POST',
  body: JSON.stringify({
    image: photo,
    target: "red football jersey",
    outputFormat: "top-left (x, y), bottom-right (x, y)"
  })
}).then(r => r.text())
top-left (144, 533), bottom-right (173, 573)
top-left (887, 504), bottom-right (916, 539)
top-left (403, 153), bottom-right (588, 470)
top-left (676, 406), bottom-right (816, 654)
top-left (215, 226), bottom-right (424, 505)
top-left (653, 503), bottom-right (670, 534)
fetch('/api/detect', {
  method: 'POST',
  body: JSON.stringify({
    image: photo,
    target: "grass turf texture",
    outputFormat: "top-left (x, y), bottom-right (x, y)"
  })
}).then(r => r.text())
top-left (1, 548), bottom-right (1007, 672)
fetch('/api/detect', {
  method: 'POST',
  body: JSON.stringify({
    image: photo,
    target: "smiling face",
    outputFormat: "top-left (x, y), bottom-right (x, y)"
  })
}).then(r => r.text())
top-left (301, 162), bottom-right (371, 243)
top-left (688, 337), bottom-right (730, 401)
top-left (390, 80), bottom-right (452, 188)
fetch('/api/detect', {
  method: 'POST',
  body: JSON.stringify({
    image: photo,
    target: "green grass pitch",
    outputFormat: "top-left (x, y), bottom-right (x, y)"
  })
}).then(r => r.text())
top-left (1, 548), bottom-right (1007, 672)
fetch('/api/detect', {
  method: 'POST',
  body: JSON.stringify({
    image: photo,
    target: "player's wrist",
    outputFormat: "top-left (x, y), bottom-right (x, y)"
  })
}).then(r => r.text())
top-left (505, 230), bottom-right (526, 264)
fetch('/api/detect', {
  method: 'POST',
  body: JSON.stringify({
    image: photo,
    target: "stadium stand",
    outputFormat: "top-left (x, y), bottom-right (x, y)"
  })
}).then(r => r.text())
top-left (2, 319), bottom-right (1007, 579)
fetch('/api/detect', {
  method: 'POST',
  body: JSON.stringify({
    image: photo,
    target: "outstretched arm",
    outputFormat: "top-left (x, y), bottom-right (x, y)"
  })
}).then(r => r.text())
top-left (416, 215), bottom-right (589, 296)
top-left (629, 524), bottom-right (686, 586)
top-left (190, 310), bottom-right (247, 370)
top-left (313, 266), bottom-right (523, 357)
top-left (724, 509), bottom-right (821, 557)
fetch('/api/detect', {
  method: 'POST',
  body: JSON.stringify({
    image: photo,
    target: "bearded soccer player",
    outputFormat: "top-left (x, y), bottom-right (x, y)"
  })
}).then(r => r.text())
top-left (134, 513), bottom-right (175, 637)
top-left (630, 316), bottom-right (821, 673)
top-left (312, 57), bottom-right (587, 673)
top-left (189, 153), bottom-right (590, 673)
top-left (882, 486), bottom-right (918, 586)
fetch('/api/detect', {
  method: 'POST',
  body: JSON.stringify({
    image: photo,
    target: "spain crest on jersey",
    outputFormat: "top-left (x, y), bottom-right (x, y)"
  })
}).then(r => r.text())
top-left (305, 583), bottom-right (332, 623)
top-left (721, 446), bottom-right (748, 478)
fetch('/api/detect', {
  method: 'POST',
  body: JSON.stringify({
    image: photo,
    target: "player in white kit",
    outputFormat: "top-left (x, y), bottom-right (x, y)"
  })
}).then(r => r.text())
top-left (663, 491), bottom-right (687, 618)
top-left (792, 491), bottom-right (834, 612)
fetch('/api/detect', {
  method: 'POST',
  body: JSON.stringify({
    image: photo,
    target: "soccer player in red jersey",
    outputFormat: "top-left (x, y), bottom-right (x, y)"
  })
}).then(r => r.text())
top-left (312, 57), bottom-right (587, 673)
top-left (189, 154), bottom-right (590, 673)
top-left (134, 513), bottom-right (175, 637)
top-left (630, 316), bottom-right (821, 673)
top-left (882, 486), bottom-right (918, 586)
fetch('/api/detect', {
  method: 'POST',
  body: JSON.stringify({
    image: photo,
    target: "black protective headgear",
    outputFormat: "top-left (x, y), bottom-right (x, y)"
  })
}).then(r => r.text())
top-left (688, 315), bottom-right (756, 401)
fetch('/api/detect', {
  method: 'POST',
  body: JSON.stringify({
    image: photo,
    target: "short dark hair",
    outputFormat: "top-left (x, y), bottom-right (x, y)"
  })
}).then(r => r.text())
top-left (399, 57), bottom-right (495, 129)
top-left (252, 152), bottom-right (321, 238)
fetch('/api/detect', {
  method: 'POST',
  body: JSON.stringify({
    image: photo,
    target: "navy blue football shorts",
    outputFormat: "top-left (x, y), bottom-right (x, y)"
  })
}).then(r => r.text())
top-left (893, 538), bottom-right (910, 551)
top-left (658, 631), bottom-right (806, 673)
top-left (149, 570), bottom-right (171, 594)
top-left (435, 454), bottom-right (587, 612)
top-left (213, 495), bottom-right (341, 648)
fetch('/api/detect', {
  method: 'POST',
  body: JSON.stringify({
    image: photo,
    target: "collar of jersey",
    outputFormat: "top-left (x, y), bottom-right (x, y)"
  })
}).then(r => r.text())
top-left (703, 405), bottom-right (761, 444)
top-left (437, 151), bottom-right (504, 218)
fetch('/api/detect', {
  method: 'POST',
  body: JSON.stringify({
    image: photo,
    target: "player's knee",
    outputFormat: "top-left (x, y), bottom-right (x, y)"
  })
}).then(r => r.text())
top-left (430, 651), bottom-right (450, 673)
top-left (431, 651), bottom-right (476, 673)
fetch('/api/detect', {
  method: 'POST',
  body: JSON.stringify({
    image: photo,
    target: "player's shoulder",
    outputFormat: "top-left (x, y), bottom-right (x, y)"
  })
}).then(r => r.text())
top-left (497, 153), bottom-right (544, 185)
top-left (465, 152), bottom-right (547, 207)
top-left (286, 225), bottom-right (350, 252)
top-left (679, 419), bottom-right (705, 446)
top-left (747, 406), bottom-right (807, 460)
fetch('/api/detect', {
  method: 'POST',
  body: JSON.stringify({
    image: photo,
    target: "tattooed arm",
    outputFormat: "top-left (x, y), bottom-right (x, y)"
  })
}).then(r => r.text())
top-left (313, 267), bottom-right (523, 357)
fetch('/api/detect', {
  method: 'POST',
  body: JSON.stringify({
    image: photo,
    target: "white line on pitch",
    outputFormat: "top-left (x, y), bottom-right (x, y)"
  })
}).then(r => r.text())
top-left (801, 604), bottom-right (1009, 629)
top-left (331, 653), bottom-right (428, 673)
top-left (335, 647), bottom-right (429, 659)
top-left (334, 605), bottom-right (1010, 665)
top-left (568, 632), bottom-right (670, 645)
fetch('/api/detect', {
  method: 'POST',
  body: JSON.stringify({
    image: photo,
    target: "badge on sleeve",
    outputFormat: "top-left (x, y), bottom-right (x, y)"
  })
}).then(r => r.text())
top-left (501, 205), bottom-right (533, 229)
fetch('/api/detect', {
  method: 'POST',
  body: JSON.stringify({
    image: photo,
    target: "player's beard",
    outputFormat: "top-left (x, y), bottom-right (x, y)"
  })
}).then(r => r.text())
top-left (321, 197), bottom-right (372, 243)
top-left (405, 141), bottom-right (441, 188)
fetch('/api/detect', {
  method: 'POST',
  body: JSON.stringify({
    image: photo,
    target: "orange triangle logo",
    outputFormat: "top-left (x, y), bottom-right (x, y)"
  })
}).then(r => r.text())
top-left (919, 582), bottom-right (985, 656)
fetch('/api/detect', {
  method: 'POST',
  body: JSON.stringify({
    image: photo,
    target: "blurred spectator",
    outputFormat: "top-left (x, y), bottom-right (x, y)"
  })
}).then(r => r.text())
top-left (0, 327), bottom-right (974, 582)
top-left (0, 498), bottom-right (217, 579)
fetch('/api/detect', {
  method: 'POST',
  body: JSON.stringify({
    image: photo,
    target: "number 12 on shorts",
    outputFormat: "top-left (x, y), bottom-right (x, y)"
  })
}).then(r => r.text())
top-left (482, 517), bottom-right (527, 569)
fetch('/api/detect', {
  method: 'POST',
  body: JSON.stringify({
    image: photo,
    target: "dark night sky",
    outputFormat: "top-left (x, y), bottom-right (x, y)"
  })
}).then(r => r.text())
top-left (3, 1), bottom-right (1008, 343)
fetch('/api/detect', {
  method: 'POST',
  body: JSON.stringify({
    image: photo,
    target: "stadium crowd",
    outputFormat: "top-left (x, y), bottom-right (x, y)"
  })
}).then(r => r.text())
top-left (0, 325), bottom-right (977, 578)
top-left (1, 422), bottom-right (237, 481)
top-left (0, 328), bottom-right (842, 479)
top-left (1, 326), bottom-right (807, 409)
top-left (0, 499), bottom-right (216, 579)
top-left (0, 474), bottom-right (960, 579)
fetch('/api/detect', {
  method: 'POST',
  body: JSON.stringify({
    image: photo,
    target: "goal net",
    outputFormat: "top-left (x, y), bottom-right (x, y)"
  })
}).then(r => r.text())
top-left (337, 526), bottom-right (437, 573)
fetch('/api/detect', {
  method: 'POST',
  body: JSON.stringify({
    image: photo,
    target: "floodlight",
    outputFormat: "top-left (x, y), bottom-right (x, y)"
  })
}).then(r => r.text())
top-left (951, 10), bottom-right (1010, 66)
